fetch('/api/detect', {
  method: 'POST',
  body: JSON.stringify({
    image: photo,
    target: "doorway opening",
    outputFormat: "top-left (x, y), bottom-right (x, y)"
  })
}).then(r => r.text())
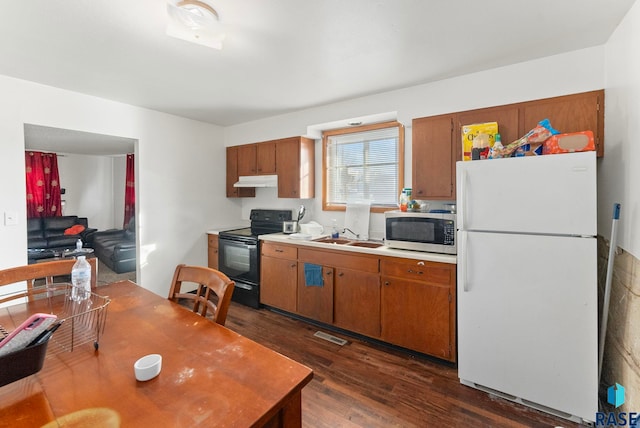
top-left (23, 124), bottom-right (138, 285)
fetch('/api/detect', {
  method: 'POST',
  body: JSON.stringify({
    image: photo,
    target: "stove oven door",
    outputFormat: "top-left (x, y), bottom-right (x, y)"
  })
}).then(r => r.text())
top-left (218, 235), bottom-right (260, 308)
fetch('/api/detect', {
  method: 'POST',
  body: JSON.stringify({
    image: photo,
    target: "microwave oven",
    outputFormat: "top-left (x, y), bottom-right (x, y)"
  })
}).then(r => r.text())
top-left (384, 210), bottom-right (456, 254)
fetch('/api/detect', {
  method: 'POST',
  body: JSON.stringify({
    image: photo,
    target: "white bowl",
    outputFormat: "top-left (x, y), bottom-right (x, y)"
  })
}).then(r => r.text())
top-left (134, 354), bottom-right (162, 381)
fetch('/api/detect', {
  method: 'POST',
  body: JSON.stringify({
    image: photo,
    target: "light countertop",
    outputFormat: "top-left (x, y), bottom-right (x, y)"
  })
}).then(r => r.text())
top-left (207, 224), bottom-right (249, 235)
top-left (259, 233), bottom-right (457, 264)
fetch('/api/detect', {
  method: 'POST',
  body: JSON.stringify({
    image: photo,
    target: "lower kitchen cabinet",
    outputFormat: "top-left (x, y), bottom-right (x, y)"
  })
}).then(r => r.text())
top-left (258, 240), bottom-right (457, 361)
top-left (207, 234), bottom-right (219, 270)
top-left (260, 242), bottom-right (298, 312)
top-left (297, 248), bottom-right (334, 323)
top-left (380, 257), bottom-right (456, 362)
top-left (333, 267), bottom-right (380, 338)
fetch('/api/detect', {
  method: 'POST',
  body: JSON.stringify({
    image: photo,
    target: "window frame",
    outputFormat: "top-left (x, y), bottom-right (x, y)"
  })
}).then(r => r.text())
top-left (321, 121), bottom-right (404, 213)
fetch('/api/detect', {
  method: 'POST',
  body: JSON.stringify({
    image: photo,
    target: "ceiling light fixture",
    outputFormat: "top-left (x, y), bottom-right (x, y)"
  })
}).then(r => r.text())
top-left (166, 0), bottom-right (226, 50)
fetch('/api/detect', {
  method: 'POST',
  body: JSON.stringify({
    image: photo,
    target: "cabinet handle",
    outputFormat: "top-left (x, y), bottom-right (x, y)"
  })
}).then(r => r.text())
top-left (275, 249), bottom-right (283, 252)
top-left (326, 271), bottom-right (332, 276)
top-left (407, 269), bottom-right (424, 275)
top-left (338, 272), bottom-right (344, 277)
top-left (384, 281), bottom-right (390, 286)
top-left (290, 264), bottom-right (296, 268)
top-left (417, 261), bottom-right (425, 266)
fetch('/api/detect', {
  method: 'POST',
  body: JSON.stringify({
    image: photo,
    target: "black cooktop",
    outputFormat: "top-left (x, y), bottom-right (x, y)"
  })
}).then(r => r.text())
top-left (220, 209), bottom-right (293, 238)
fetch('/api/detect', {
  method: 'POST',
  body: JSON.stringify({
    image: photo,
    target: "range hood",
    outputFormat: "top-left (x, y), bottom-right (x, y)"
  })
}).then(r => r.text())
top-left (233, 174), bottom-right (278, 188)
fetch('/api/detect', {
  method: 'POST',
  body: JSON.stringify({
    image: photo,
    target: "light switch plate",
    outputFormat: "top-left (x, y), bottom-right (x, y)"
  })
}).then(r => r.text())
top-left (4, 211), bottom-right (18, 226)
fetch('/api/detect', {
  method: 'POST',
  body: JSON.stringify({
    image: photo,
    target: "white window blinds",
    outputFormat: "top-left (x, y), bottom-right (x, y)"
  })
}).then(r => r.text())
top-left (325, 125), bottom-right (400, 206)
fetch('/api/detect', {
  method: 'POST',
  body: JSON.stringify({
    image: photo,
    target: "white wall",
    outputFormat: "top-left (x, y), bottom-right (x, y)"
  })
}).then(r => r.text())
top-left (57, 154), bottom-right (116, 230)
top-left (0, 76), bottom-right (239, 297)
top-left (602, 0), bottom-right (640, 259)
top-left (225, 46), bottom-right (607, 239)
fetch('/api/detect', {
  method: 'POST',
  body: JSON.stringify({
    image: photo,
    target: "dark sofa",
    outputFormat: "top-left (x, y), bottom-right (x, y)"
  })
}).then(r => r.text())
top-left (27, 216), bottom-right (97, 251)
top-left (89, 218), bottom-right (136, 274)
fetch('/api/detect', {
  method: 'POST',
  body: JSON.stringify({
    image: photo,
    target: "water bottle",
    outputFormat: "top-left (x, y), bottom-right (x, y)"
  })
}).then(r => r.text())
top-left (71, 256), bottom-right (92, 302)
top-left (331, 219), bottom-right (340, 239)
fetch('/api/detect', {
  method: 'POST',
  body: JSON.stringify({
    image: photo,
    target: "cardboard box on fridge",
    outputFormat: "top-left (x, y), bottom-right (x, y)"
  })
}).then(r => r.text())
top-left (543, 130), bottom-right (594, 155)
top-left (461, 122), bottom-right (498, 161)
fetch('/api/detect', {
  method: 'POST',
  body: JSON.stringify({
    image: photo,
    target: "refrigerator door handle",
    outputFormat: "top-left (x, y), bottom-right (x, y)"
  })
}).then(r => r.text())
top-left (459, 169), bottom-right (468, 231)
top-left (459, 230), bottom-right (468, 292)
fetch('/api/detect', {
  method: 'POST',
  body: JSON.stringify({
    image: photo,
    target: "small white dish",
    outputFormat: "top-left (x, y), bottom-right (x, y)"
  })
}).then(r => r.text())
top-left (134, 354), bottom-right (162, 381)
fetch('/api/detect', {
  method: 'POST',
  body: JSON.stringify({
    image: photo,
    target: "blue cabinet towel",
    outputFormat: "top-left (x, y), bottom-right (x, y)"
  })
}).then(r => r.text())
top-left (304, 263), bottom-right (323, 287)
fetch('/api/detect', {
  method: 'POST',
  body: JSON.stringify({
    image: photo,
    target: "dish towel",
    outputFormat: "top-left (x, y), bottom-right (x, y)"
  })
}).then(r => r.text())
top-left (304, 263), bottom-right (323, 287)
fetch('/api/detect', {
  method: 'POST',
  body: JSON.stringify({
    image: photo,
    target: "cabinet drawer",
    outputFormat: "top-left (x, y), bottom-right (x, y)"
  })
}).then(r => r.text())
top-left (208, 234), bottom-right (218, 248)
top-left (298, 248), bottom-right (379, 273)
top-left (262, 242), bottom-right (297, 260)
top-left (380, 257), bottom-right (453, 286)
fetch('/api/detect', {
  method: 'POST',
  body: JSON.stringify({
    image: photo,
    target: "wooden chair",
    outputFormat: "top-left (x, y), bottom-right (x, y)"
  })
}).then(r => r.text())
top-left (0, 258), bottom-right (98, 304)
top-left (168, 264), bottom-right (235, 326)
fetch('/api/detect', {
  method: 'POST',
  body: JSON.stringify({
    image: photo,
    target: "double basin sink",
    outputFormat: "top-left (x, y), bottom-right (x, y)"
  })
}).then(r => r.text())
top-left (312, 236), bottom-right (384, 249)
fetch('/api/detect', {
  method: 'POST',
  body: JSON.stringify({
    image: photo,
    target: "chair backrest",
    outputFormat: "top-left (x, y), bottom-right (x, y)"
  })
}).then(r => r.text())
top-left (0, 258), bottom-right (98, 303)
top-left (168, 264), bottom-right (235, 326)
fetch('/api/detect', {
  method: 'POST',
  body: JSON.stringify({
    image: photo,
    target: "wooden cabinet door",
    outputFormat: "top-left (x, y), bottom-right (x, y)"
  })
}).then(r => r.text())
top-left (297, 264), bottom-right (333, 323)
top-left (261, 256), bottom-right (298, 312)
top-left (226, 147), bottom-right (255, 198)
top-left (333, 268), bottom-right (380, 338)
top-left (412, 115), bottom-right (455, 200)
top-left (256, 142), bottom-right (276, 175)
top-left (381, 277), bottom-right (451, 359)
top-left (520, 90), bottom-right (604, 157)
top-left (207, 234), bottom-right (219, 270)
top-left (276, 138), bottom-right (300, 198)
top-left (457, 106), bottom-right (520, 155)
top-left (238, 144), bottom-right (257, 176)
top-left (276, 137), bottom-right (315, 199)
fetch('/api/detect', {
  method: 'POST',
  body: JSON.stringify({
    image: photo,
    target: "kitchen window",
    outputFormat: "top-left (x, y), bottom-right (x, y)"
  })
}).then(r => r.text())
top-left (322, 121), bottom-right (404, 212)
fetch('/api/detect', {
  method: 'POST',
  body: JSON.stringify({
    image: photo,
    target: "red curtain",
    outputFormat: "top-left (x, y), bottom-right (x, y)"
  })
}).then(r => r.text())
top-left (123, 153), bottom-right (135, 228)
top-left (25, 151), bottom-right (62, 218)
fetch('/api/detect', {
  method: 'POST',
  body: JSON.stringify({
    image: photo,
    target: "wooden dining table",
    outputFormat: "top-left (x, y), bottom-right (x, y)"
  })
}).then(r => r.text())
top-left (0, 280), bottom-right (313, 427)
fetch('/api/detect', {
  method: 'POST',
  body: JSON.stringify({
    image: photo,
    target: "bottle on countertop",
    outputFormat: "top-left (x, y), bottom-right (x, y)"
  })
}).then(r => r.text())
top-left (71, 255), bottom-right (91, 302)
top-left (399, 188), bottom-right (412, 212)
top-left (331, 219), bottom-right (340, 239)
top-left (76, 238), bottom-right (83, 251)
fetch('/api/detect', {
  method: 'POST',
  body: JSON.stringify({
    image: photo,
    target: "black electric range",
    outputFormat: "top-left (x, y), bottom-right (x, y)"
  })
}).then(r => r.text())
top-left (218, 209), bottom-right (292, 308)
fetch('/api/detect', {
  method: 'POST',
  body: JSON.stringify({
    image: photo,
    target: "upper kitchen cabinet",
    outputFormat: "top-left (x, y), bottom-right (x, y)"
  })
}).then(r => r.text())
top-left (457, 105), bottom-right (520, 156)
top-left (257, 142), bottom-right (277, 174)
top-left (412, 114), bottom-right (456, 200)
top-left (226, 146), bottom-right (255, 198)
top-left (238, 142), bottom-right (277, 176)
top-left (237, 144), bottom-right (257, 176)
top-left (411, 90), bottom-right (605, 201)
top-left (520, 90), bottom-right (604, 157)
top-left (276, 137), bottom-right (315, 199)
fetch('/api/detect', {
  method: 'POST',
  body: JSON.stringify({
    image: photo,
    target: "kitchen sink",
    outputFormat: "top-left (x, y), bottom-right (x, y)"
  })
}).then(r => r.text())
top-left (346, 241), bottom-right (384, 248)
top-left (312, 237), bottom-right (351, 245)
top-left (312, 237), bottom-right (384, 248)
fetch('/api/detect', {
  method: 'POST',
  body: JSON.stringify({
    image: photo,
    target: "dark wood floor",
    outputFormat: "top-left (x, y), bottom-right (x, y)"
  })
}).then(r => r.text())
top-left (224, 302), bottom-right (581, 428)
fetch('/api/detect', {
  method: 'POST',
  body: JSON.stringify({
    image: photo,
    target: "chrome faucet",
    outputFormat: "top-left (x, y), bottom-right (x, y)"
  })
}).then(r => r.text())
top-left (342, 228), bottom-right (360, 239)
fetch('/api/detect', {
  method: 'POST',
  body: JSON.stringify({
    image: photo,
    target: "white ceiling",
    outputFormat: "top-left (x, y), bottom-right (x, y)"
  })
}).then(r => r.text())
top-left (24, 124), bottom-right (135, 156)
top-left (4, 0), bottom-right (637, 151)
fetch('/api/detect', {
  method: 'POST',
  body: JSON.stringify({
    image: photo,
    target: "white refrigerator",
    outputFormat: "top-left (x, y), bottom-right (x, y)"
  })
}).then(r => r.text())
top-left (456, 151), bottom-right (598, 424)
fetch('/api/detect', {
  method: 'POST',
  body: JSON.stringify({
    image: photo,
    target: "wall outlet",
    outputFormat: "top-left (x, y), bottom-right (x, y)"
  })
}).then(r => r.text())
top-left (4, 212), bottom-right (18, 226)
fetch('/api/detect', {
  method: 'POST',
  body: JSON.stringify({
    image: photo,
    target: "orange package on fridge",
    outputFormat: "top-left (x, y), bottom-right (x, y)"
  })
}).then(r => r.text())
top-left (461, 122), bottom-right (498, 161)
top-left (543, 131), bottom-right (594, 155)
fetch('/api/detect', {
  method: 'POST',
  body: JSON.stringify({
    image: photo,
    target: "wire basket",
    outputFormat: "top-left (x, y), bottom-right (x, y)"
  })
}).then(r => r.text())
top-left (0, 284), bottom-right (110, 353)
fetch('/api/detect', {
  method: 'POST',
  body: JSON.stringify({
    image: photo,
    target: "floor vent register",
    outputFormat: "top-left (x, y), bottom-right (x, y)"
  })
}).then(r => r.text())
top-left (313, 331), bottom-right (347, 346)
